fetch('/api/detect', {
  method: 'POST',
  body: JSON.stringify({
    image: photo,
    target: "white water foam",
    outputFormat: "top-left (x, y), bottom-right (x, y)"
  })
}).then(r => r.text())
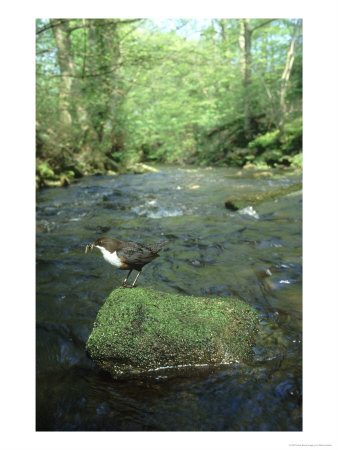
top-left (238, 205), bottom-right (260, 219)
top-left (132, 198), bottom-right (183, 219)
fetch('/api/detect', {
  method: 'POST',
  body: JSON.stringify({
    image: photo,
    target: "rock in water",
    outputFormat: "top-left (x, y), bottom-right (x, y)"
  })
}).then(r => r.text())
top-left (224, 182), bottom-right (302, 211)
top-left (86, 287), bottom-right (260, 379)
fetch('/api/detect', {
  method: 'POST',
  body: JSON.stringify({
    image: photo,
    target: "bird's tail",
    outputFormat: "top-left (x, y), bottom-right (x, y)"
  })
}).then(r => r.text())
top-left (147, 240), bottom-right (170, 253)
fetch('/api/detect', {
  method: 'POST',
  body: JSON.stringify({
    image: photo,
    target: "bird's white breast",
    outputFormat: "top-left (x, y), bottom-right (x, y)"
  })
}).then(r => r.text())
top-left (96, 245), bottom-right (123, 268)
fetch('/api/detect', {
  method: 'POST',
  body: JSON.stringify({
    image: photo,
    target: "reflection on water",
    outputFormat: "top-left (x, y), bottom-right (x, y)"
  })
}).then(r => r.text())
top-left (36, 165), bottom-right (302, 431)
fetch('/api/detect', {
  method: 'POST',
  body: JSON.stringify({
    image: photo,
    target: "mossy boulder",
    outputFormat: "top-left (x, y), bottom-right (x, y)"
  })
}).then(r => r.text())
top-left (86, 287), bottom-right (260, 379)
top-left (225, 182), bottom-right (302, 211)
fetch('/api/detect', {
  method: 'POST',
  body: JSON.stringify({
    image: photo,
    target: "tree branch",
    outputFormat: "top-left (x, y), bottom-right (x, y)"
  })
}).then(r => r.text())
top-left (251, 19), bottom-right (276, 33)
top-left (36, 19), bottom-right (70, 35)
top-left (36, 48), bottom-right (56, 55)
top-left (67, 18), bottom-right (142, 33)
top-left (36, 18), bottom-right (143, 35)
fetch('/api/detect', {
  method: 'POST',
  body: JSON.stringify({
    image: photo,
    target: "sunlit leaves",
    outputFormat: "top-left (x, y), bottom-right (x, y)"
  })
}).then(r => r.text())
top-left (36, 18), bottom-right (302, 170)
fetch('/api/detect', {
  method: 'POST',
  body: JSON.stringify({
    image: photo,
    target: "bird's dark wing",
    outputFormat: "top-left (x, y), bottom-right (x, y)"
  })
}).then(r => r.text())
top-left (144, 241), bottom-right (169, 253)
top-left (117, 243), bottom-right (159, 267)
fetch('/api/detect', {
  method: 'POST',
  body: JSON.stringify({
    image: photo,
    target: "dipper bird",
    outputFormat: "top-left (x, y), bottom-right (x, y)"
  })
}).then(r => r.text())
top-left (85, 237), bottom-right (169, 287)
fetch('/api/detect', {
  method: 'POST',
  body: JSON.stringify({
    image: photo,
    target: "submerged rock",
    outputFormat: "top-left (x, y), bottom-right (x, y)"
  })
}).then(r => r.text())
top-left (225, 182), bottom-right (302, 211)
top-left (86, 287), bottom-right (260, 379)
top-left (127, 163), bottom-right (160, 174)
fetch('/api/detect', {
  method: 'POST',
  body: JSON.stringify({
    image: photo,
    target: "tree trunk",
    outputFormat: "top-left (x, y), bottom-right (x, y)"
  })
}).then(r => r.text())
top-left (238, 19), bottom-right (276, 140)
top-left (218, 19), bottom-right (227, 42)
top-left (51, 19), bottom-right (73, 138)
top-left (239, 19), bottom-right (252, 140)
top-left (101, 23), bottom-right (125, 154)
top-left (51, 19), bottom-right (95, 147)
top-left (279, 20), bottom-right (301, 133)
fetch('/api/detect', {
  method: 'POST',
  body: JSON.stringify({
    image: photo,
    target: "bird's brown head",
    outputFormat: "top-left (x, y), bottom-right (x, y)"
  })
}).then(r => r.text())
top-left (85, 237), bottom-right (112, 253)
top-left (93, 238), bottom-right (104, 247)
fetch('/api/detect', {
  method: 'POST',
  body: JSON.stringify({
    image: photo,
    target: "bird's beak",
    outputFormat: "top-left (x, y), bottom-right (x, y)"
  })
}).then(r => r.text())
top-left (85, 243), bottom-right (94, 253)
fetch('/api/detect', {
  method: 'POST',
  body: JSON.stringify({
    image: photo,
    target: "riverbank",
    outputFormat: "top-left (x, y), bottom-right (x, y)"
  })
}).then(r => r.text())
top-left (35, 160), bottom-right (162, 189)
top-left (36, 157), bottom-right (302, 191)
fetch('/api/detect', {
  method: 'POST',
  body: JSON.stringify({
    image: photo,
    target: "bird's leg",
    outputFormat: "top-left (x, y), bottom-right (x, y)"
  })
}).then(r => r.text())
top-left (122, 269), bottom-right (133, 287)
top-left (131, 271), bottom-right (142, 288)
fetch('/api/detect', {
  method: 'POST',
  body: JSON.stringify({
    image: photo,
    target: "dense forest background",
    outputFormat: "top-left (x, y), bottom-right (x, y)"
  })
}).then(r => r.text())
top-left (36, 18), bottom-right (302, 187)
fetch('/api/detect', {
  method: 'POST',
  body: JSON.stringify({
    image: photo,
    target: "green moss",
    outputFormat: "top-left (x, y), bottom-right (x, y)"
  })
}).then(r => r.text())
top-left (225, 182), bottom-right (302, 211)
top-left (36, 161), bottom-right (56, 179)
top-left (86, 287), bottom-right (260, 379)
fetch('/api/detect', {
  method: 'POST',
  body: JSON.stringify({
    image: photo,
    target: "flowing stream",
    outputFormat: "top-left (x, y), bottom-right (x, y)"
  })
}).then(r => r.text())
top-left (36, 165), bottom-right (302, 431)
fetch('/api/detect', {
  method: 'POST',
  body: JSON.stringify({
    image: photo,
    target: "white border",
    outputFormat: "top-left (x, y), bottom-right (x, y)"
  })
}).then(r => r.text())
top-left (2, 1), bottom-right (338, 449)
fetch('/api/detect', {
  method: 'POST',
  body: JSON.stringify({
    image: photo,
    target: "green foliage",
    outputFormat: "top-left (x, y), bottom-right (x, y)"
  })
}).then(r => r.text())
top-left (281, 116), bottom-right (303, 153)
top-left (245, 117), bottom-right (302, 167)
top-left (282, 152), bottom-right (302, 168)
top-left (36, 161), bottom-right (55, 179)
top-left (248, 130), bottom-right (280, 149)
top-left (36, 18), bottom-right (302, 186)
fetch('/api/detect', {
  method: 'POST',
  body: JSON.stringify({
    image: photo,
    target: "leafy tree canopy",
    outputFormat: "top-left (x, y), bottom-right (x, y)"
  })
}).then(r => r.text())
top-left (36, 18), bottom-right (302, 186)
